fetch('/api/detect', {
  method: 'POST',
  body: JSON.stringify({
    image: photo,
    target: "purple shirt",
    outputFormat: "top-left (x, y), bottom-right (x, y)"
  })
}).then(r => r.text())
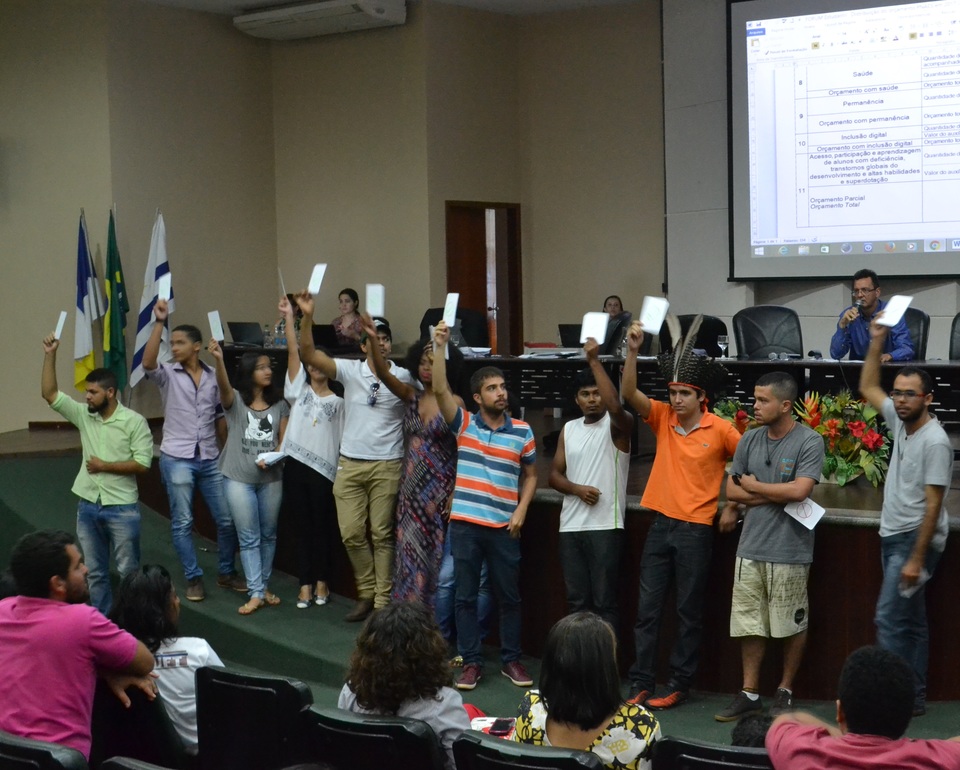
top-left (147, 361), bottom-right (223, 460)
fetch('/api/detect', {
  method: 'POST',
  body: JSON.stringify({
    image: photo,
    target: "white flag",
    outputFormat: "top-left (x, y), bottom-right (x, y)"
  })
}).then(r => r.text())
top-left (130, 212), bottom-right (175, 387)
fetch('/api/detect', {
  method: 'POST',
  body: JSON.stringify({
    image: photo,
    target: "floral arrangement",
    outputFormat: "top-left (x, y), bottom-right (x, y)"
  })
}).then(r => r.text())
top-left (794, 390), bottom-right (891, 487)
top-left (714, 391), bottom-right (891, 487)
top-left (712, 397), bottom-right (755, 435)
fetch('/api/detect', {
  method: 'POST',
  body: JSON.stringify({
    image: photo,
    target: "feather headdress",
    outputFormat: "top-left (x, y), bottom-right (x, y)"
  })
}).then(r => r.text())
top-left (656, 313), bottom-right (727, 392)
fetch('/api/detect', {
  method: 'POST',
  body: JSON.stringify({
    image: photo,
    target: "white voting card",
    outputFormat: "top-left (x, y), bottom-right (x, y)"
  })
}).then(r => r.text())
top-left (158, 273), bottom-right (172, 301)
top-left (54, 311), bottom-right (67, 340)
top-left (207, 310), bottom-right (225, 342)
top-left (278, 265), bottom-right (288, 299)
top-left (256, 451), bottom-right (286, 467)
top-left (784, 498), bottom-right (825, 531)
top-left (366, 284), bottom-right (385, 317)
top-left (308, 264), bottom-right (327, 297)
top-left (443, 293), bottom-right (460, 326)
top-left (639, 296), bottom-right (669, 333)
top-left (899, 568), bottom-right (931, 599)
top-left (580, 312), bottom-right (610, 344)
top-left (876, 294), bottom-right (912, 327)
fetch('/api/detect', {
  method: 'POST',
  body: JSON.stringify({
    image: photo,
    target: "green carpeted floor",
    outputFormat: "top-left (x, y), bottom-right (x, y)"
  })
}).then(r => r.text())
top-left (3, 455), bottom-right (959, 744)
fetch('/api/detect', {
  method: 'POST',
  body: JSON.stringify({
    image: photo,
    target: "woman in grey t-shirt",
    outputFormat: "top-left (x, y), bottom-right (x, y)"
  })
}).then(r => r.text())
top-left (210, 342), bottom-right (290, 615)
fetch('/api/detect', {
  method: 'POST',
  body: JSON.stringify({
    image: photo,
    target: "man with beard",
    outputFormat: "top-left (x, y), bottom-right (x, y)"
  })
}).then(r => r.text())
top-left (859, 319), bottom-right (952, 717)
top-left (0, 530), bottom-right (155, 759)
top-left (432, 321), bottom-right (538, 692)
top-left (42, 334), bottom-right (153, 614)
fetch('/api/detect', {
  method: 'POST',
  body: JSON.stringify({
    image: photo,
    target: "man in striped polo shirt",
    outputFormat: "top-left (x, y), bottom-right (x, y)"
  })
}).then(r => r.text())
top-left (432, 321), bottom-right (538, 691)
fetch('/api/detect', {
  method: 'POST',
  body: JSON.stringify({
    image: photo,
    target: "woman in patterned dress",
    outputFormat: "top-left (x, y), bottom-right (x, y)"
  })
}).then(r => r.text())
top-left (360, 314), bottom-right (463, 608)
top-left (332, 288), bottom-right (362, 347)
top-left (514, 612), bottom-right (661, 770)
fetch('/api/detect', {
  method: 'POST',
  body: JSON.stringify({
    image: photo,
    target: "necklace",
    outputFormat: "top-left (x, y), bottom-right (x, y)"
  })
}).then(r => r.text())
top-left (764, 421), bottom-right (796, 466)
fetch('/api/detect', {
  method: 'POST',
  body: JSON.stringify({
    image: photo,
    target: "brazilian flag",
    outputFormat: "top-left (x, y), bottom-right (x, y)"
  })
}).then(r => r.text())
top-left (103, 210), bottom-right (129, 393)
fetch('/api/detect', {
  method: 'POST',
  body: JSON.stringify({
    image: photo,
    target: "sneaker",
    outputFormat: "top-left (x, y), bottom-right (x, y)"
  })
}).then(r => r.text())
top-left (501, 661), bottom-right (533, 687)
top-left (913, 702), bottom-right (926, 717)
top-left (647, 688), bottom-right (688, 710)
top-left (457, 663), bottom-right (483, 691)
top-left (185, 577), bottom-right (205, 602)
top-left (217, 573), bottom-right (248, 593)
top-left (449, 655), bottom-right (464, 668)
top-left (769, 687), bottom-right (795, 716)
top-left (627, 686), bottom-right (651, 706)
top-left (344, 598), bottom-right (374, 622)
top-left (714, 691), bottom-right (763, 722)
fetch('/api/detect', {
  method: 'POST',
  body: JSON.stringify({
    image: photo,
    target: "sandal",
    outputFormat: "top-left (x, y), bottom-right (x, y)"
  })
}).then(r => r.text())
top-left (263, 592), bottom-right (281, 607)
top-left (238, 598), bottom-right (264, 615)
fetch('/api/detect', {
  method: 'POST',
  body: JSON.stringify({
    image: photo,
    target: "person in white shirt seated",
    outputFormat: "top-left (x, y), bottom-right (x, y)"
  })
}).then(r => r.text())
top-left (110, 564), bottom-right (224, 756)
top-left (338, 600), bottom-right (470, 769)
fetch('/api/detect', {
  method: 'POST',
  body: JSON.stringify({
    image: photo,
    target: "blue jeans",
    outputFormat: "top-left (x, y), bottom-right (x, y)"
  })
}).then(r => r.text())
top-left (629, 513), bottom-right (714, 692)
top-left (558, 529), bottom-right (624, 630)
top-left (875, 530), bottom-right (942, 708)
top-left (450, 520), bottom-right (522, 667)
top-left (76, 500), bottom-right (141, 614)
top-left (436, 525), bottom-right (494, 644)
top-left (159, 453), bottom-right (238, 581)
top-left (223, 478), bottom-right (283, 599)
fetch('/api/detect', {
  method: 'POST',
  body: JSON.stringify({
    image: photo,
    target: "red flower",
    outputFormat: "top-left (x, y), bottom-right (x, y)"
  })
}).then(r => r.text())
top-left (862, 429), bottom-right (884, 451)
top-left (822, 418), bottom-right (841, 451)
top-left (848, 420), bottom-right (867, 438)
top-left (806, 412), bottom-right (821, 429)
top-left (736, 410), bottom-right (748, 421)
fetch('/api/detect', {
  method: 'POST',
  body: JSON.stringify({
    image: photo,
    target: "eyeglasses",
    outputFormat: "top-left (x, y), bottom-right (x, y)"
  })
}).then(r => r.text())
top-left (851, 287), bottom-right (878, 296)
top-left (890, 389), bottom-right (925, 399)
top-left (367, 381), bottom-right (381, 406)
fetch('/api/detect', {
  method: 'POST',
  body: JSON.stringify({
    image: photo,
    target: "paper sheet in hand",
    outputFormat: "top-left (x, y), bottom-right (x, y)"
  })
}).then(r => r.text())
top-left (899, 568), bottom-right (930, 599)
top-left (366, 283), bottom-right (385, 317)
top-left (54, 311), bottom-right (67, 340)
top-left (443, 293), bottom-right (459, 326)
top-left (580, 312), bottom-right (609, 344)
top-left (207, 310), bottom-right (225, 342)
top-left (876, 294), bottom-right (912, 327)
top-left (158, 273), bottom-right (172, 301)
top-left (256, 451), bottom-right (286, 467)
top-left (784, 498), bottom-right (824, 531)
top-left (639, 296), bottom-right (669, 333)
top-left (308, 264), bottom-right (327, 297)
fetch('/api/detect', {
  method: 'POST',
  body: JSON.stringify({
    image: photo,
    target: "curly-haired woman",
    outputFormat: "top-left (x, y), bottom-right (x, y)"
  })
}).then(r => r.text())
top-left (338, 600), bottom-right (470, 768)
top-left (513, 612), bottom-right (661, 770)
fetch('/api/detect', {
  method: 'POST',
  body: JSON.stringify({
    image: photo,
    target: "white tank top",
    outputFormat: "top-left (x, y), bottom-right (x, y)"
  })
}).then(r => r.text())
top-left (558, 412), bottom-right (630, 532)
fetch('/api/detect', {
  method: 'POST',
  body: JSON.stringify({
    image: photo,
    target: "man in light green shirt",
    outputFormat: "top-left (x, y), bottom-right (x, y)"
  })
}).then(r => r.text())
top-left (41, 334), bottom-right (153, 613)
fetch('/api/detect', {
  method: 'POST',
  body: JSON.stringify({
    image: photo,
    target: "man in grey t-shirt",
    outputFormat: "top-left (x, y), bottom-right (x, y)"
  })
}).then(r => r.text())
top-left (859, 318), bottom-right (952, 717)
top-left (715, 371), bottom-right (824, 723)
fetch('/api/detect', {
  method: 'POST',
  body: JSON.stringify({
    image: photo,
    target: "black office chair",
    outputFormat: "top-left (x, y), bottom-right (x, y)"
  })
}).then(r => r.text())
top-left (100, 760), bottom-right (176, 770)
top-left (419, 307), bottom-right (490, 348)
top-left (0, 729), bottom-right (88, 770)
top-left (659, 314), bottom-right (729, 358)
top-left (89, 679), bottom-right (188, 770)
top-left (651, 736), bottom-right (773, 769)
top-left (732, 305), bottom-right (803, 359)
top-left (453, 730), bottom-right (603, 769)
top-left (195, 666), bottom-right (313, 770)
top-left (903, 306), bottom-right (929, 360)
top-left (308, 707), bottom-right (444, 770)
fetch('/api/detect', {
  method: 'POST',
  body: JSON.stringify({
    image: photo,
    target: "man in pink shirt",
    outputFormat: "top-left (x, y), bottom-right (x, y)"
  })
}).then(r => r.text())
top-left (766, 646), bottom-right (960, 770)
top-left (0, 530), bottom-right (155, 759)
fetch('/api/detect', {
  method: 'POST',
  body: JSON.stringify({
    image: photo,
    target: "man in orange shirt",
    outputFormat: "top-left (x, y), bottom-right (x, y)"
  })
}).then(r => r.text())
top-left (621, 318), bottom-right (740, 710)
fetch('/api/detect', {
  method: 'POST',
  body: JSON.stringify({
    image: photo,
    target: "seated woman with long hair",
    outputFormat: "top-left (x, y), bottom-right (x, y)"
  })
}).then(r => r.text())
top-left (513, 612), bottom-right (660, 770)
top-left (110, 564), bottom-right (223, 756)
top-left (338, 601), bottom-right (470, 769)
